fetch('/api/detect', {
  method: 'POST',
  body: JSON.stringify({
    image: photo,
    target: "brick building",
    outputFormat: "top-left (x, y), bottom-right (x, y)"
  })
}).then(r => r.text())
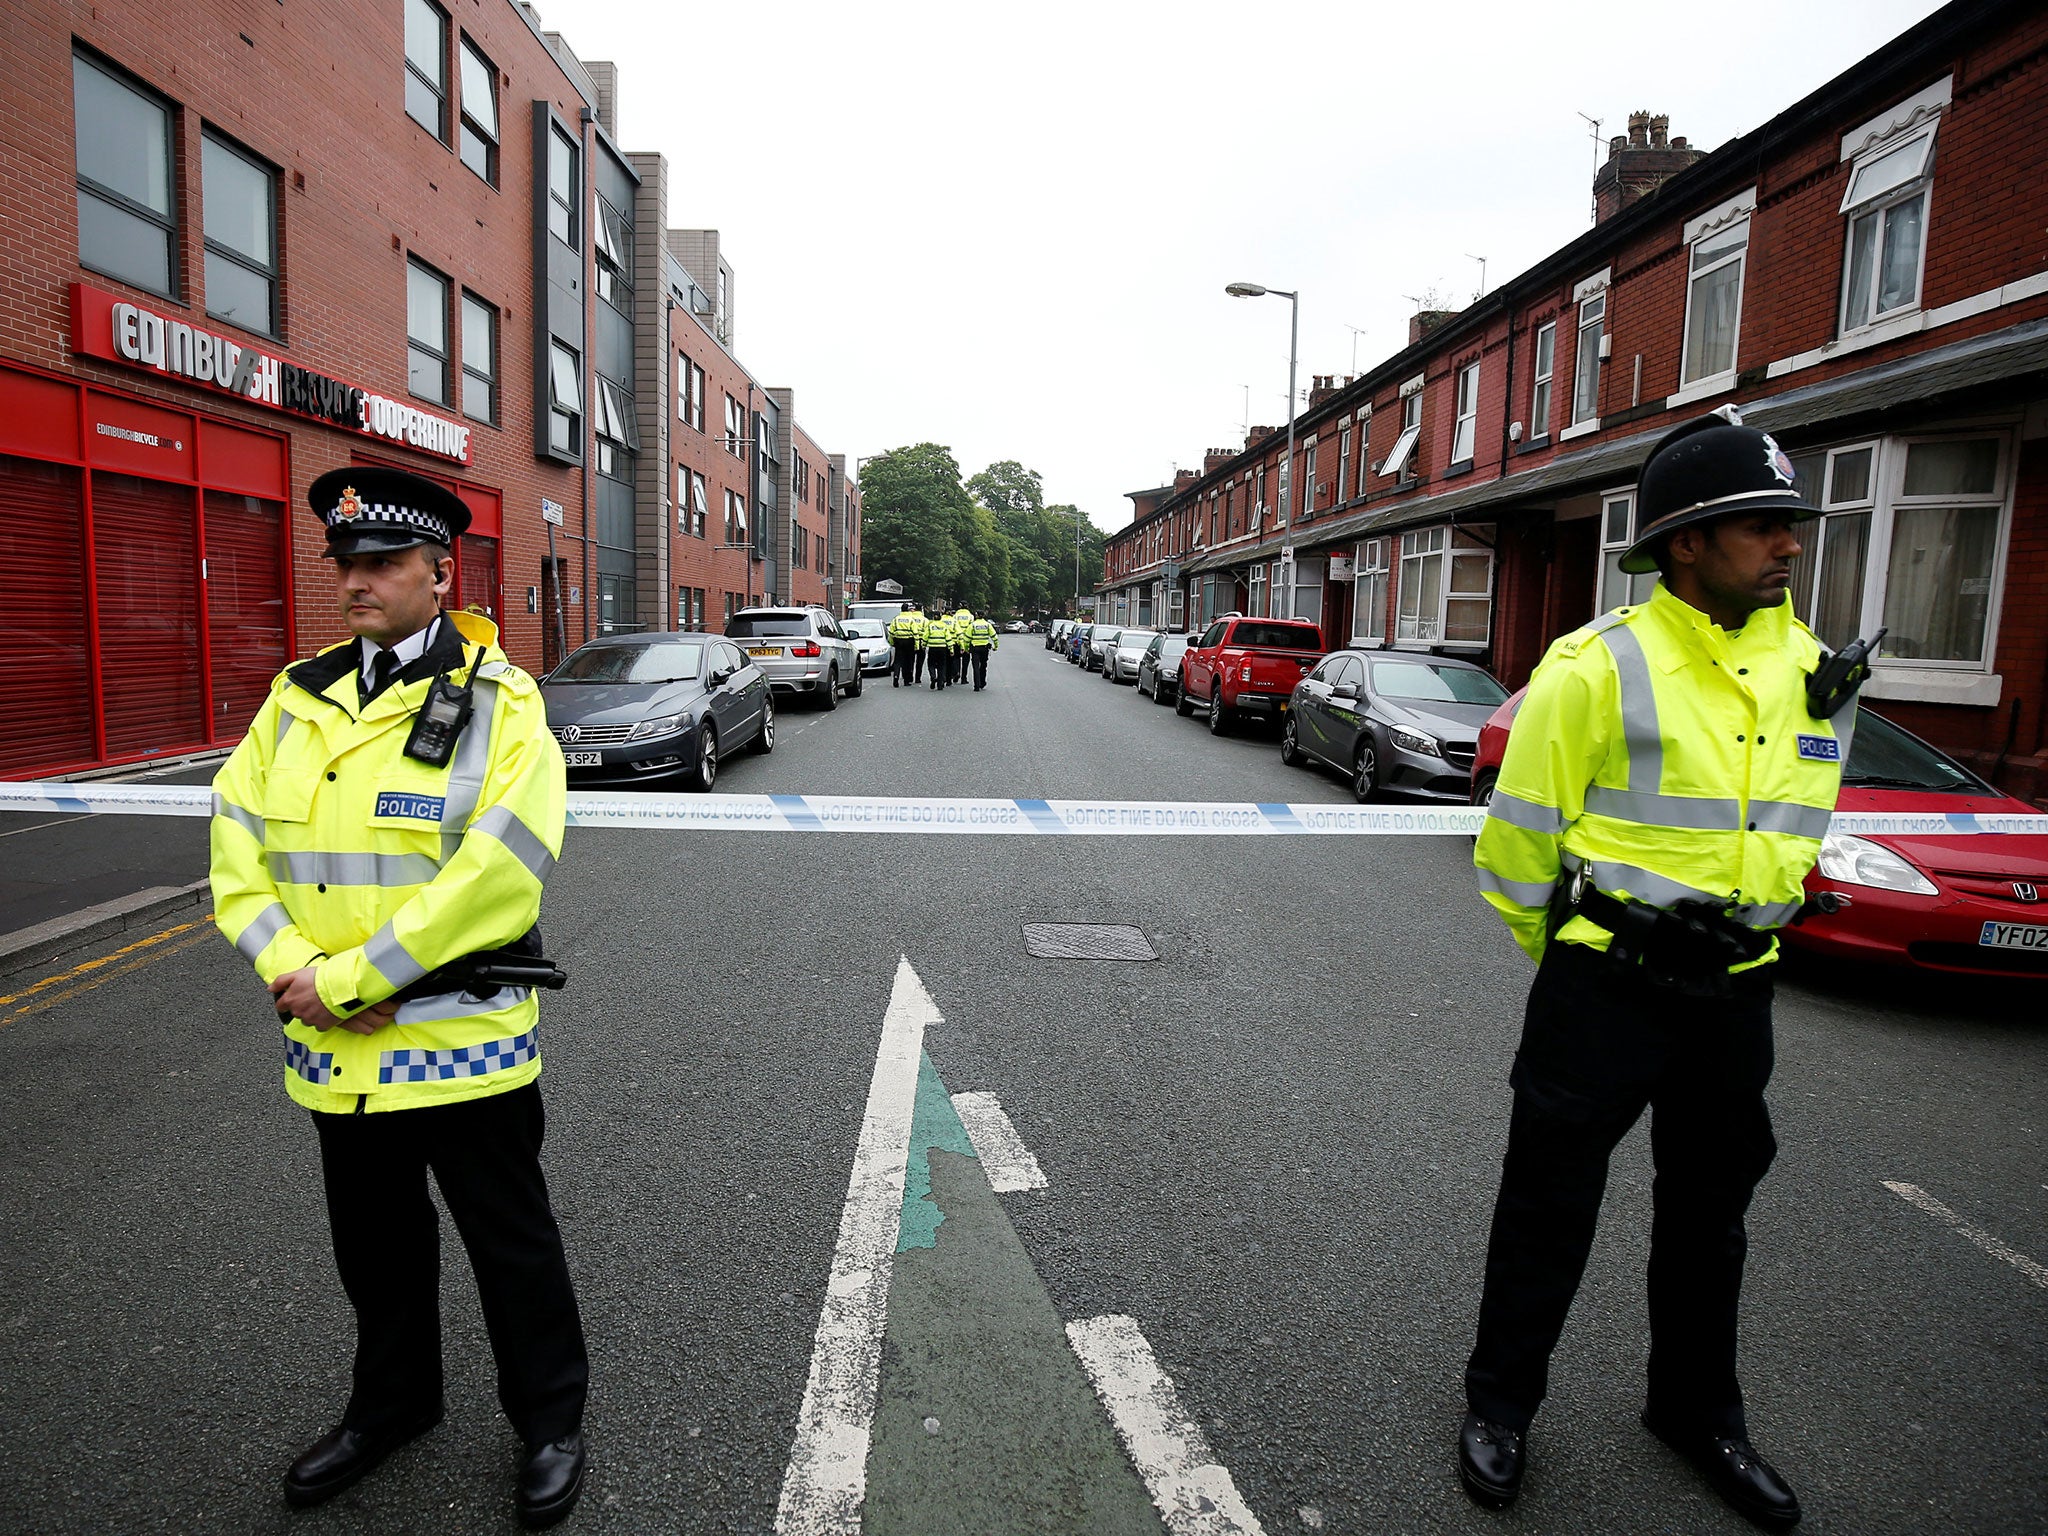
top-left (1103, 0), bottom-right (2048, 800)
top-left (0, 1), bottom-right (860, 778)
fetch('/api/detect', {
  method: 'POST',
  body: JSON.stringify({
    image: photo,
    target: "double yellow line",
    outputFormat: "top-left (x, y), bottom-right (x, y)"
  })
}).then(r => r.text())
top-left (0, 916), bottom-right (217, 1027)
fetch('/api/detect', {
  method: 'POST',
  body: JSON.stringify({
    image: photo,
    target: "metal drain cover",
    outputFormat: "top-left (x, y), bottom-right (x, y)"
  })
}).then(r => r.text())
top-left (1022, 923), bottom-right (1158, 961)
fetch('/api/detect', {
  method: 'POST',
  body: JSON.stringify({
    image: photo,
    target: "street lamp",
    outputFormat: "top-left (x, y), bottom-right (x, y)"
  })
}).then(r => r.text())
top-left (1225, 280), bottom-right (1299, 617)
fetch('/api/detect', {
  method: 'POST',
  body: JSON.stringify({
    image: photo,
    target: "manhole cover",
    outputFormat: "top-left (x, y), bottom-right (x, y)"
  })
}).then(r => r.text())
top-left (1022, 923), bottom-right (1158, 961)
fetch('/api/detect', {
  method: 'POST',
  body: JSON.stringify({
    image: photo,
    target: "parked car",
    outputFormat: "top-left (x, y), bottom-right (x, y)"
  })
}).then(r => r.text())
top-left (1085, 626), bottom-right (1125, 672)
top-left (725, 605), bottom-right (862, 708)
top-left (541, 632), bottom-right (772, 792)
top-left (1067, 624), bottom-right (1095, 664)
top-left (1136, 633), bottom-right (1195, 704)
top-left (1005, 619), bottom-right (1029, 633)
top-left (1283, 651), bottom-right (1506, 801)
top-left (1046, 619), bottom-right (1072, 652)
top-left (1468, 695), bottom-right (2048, 977)
top-left (1101, 628), bottom-right (1158, 683)
top-left (845, 600), bottom-right (911, 628)
top-left (1177, 616), bottom-right (1326, 734)
top-left (841, 618), bottom-right (895, 676)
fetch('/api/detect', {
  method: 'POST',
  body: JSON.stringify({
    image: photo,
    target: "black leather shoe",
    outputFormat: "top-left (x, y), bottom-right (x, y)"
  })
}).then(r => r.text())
top-left (1458, 1412), bottom-right (1525, 1509)
top-left (1644, 1414), bottom-right (1801, 1529)
top-left (282, 1406), bottom-right (442, 1507)
top-left (517, 1433), bottom-right (587, 1528)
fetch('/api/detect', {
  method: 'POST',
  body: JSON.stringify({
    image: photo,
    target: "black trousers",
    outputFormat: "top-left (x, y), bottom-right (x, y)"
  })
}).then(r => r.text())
top-left (929, 651), bottom-right (948, 689)
top-left (893, 639), bottom-right (916, 684)
top-left (1465, 940), bottom-right (1777, 1438)
top-left (913, 647), bottom-right (926, 681)
top-left (971, 648), bottom-right (990, 689)
top-left (312, 1082), bottom-right (589, 1448)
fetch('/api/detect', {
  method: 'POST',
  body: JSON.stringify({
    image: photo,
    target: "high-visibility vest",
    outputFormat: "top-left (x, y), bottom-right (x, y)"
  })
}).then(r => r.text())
top-left (1473, 581), bottom-right (1844, 969)
top-left (924, 616), bottom-right (952, 650)
top-left (210, 608), bottom-right (565, 1113)
top-left (888, 610), bottom-right (923, 642)
top-left (969, 618), bottom-right (998, 648)
top-left (952, 611), bottom-right (973, 650)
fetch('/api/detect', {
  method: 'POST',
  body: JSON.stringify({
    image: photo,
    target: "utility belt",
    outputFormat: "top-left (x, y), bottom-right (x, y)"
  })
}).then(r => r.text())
top-left (390, 925), bottom-right (568, 1005)
top-left (1554, 876), bottom-right (1772, 998)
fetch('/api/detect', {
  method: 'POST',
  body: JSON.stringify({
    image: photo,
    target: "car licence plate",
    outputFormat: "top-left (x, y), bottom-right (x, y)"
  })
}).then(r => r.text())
top-left (1979, 921), bottom-right (2048, 951)
top-left (562, 751), bottom-right (602, 767)
top-left (748, 646), bottom-right (781, 658)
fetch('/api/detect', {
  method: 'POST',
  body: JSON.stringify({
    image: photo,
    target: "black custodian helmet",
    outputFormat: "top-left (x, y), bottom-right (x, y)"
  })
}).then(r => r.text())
top-left (1620, 406), bottom-right (1819, 573)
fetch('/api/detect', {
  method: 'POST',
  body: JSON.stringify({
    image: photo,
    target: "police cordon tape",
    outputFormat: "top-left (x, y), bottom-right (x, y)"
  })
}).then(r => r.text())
top-left (2, 780), bottom-right (2045, 839)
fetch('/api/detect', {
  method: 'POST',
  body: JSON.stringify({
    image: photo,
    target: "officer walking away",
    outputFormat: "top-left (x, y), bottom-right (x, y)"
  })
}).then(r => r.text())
top-left (210, 467), bottom-right (590, 1528)
top-left (926, 609), bottom-right (955, 689)
top-left (888, 604), bottom-right (923, 688)
top-left (1461, 408), bottom-right (1854, 1532)
top-left (950, 607), bottom-right (973, 690)
top-left (968, 613), bottom-right (999, 691)
top-left (913, 602), bottom-right (933, 684)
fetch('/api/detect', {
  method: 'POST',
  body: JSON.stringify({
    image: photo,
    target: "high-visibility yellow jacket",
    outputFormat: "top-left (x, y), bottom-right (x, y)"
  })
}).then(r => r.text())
top-left (210, 608), bottom-right (566, 1113)
top-left (951, 610), bottom-right (974, 651)
top-left (1474, 582), bottom-right (1845, 968)
top-left (924, 615), bottom-right (954, 651)
top-left (888, 610), bottom-right (924, 643)
top-left (969, 618), bottom-right (999, 649)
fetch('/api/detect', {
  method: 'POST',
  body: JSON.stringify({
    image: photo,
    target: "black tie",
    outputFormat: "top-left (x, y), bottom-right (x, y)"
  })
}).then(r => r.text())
top-left (366, 649), bottom-right (401, 702)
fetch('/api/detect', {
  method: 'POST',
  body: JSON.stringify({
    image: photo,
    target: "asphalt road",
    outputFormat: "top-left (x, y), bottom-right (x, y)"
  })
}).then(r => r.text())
top-left (1, 641), bottom-right (2043, 1536)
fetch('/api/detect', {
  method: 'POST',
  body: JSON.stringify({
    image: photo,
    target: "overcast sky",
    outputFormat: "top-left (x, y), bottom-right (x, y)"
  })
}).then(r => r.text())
top-left (550, 0), bottom-right (1948, 530)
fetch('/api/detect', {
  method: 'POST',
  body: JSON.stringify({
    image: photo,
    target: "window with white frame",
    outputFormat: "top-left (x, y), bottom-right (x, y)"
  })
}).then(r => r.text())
top-left (1168, 587), bottom-right (1184, 630)
top-left (1396, 525), bottom-right (1494, 644)
top-left (1383, 385), bottom-right (1422, 481)
top-left (1248, 563), bottom-right (1267, 617)
top-left (1337, 424), bottom-right (1351, 504)
top-left (1354, 537), bottom-right (1390, 645)
top-left (1529, 322), bottom-right (1555, 439)
top-left (1572, 291), bottom-right (1605, 425)
top-left (1253, 466), bottom-right (1266, 528)
top-left (1450, 361), bottom-right (1480, 465)
top-left (1355, 409), bottom-right (1372, 496)
top-left (1292, 556), bottom-right (1324, 627)
top-left (1595, 490), bottom-right (1656, 615)
top-left (1301, 438), bottom-right (1317, 516)
top-left (1840, 126), bottom-right (1936, 333)
top-left (1682, 191), bottom-right (1754, 385)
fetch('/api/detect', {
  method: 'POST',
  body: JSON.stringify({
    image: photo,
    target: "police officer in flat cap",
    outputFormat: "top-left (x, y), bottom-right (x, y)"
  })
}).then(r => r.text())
top-left (1461, 407), bottom-right (1866, 1530)
top-left (209, 465), bottom-right (589, 1526)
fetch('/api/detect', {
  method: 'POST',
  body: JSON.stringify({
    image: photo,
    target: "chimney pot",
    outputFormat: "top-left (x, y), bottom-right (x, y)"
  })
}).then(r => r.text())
top-left (1671, 135), bottom-right (1688, 150)
top-left (1610, 134), bottom-right (1627, 157)
top-left (1628, 111), bottom-right (1650, 148)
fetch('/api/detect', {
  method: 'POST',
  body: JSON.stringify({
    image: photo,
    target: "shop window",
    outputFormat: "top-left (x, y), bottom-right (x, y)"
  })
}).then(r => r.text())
top-left (406, 258), bottom-right (450, 404)
top-left (1354, 537), bottom-right (1390, 646)
top-left (457, 35), bottom-right (498, 184)
top-left (548, 341), bottom-right (582, 454)
top-left (404, 0), bottom-right (449, 139)
top-left (1595, 490), bottom-right (1655, 615)
top-left (201, 131), bottom-right (279, 338)
top-left (1396, 525), bottom-right (1494, 645)
top-left (461, 292), bottom-right (497, 425)
top-left (73, 51), bottom-right (178, 298)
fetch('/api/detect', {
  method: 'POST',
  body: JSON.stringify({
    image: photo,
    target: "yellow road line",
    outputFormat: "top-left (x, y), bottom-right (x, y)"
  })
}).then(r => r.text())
top-left (0, 914), bottom-right (217, 1012)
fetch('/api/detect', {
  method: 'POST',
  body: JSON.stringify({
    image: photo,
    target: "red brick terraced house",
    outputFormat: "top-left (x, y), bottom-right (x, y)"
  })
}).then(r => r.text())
top-left (1103, 0), bottom-right (2048, 802)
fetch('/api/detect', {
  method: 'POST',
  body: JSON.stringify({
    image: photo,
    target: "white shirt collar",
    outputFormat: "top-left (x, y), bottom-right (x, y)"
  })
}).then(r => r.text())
top-left (361, 614), bottom-right (441, 686)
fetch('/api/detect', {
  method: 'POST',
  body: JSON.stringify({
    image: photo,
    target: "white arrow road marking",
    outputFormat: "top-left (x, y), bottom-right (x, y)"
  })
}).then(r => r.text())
top-left (1067, 1314), bottom-right (1267, 1536)
top-left (950, 1091), bottom-right (1048, 1193)
top-left (1881, 1180), bottom-right (2048, 1289)
top-left (775, 956), bottom-right (940, 1536)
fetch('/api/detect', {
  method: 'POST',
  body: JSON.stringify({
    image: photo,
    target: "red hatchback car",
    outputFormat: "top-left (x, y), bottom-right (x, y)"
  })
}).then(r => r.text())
top-left (1469, 692), bottom-right (2048, 977)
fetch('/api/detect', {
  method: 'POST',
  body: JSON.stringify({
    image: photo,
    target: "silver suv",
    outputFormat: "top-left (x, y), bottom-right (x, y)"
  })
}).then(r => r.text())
top-left (725, 606), bottom-right (863, 708)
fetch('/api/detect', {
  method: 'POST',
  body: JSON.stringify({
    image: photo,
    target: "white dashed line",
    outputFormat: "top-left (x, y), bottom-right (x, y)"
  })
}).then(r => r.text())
top-left (774, 957), bottom-right (940, 1535)
top-left (1066, 1314), bottom-right (1267, 1536)
top-left (950, 1090), bottom-right (1048, 1193)
top-left (1881, 1180), bottom-right (2048, 1290)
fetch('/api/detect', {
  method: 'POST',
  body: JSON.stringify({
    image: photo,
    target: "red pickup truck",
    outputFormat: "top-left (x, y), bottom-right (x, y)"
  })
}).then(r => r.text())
top-left (1176, 616), bottom-right (1326, 734)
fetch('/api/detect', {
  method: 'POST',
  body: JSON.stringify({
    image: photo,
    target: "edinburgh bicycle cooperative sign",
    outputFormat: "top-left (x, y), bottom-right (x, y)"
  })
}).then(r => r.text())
top-left (69, 283), bottom-right (471, 464)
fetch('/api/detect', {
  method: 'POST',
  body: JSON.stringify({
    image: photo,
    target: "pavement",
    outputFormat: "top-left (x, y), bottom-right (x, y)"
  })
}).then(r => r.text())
top-left (2, 644), bottom-right (2044, 1535)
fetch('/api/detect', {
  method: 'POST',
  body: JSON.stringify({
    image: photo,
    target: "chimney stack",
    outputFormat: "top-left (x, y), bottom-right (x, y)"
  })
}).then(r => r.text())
top-left (1247, 425), bottom-right (1277, 450)
top-left (1409, 310), bottom-right (1459, 346)
top-left (1308, 375), bottom-right (1342, 408)
top-left (1593, 110), bottom-right (1706, 223)
top-left (1203, 448), bottom-right (1233, 475)
top-left (1173, 468), bottom-right (1199, 496)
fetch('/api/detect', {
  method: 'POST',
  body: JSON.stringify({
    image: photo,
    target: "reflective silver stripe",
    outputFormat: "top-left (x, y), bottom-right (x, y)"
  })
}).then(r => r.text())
top-left (211, 793), bottom-right (265, 843)
top-left (1600, 624), bottom-right (1663, 791)
top-left (1734, 899), bottom-right (1803, 929)
top-left (473, 804), bottom-right (556, 880)
top-left (393, 985), bottom-right (533, 1027)
top-left (1562, 852), bottom-right (1723, 909)
top-left (276, 709), bottom-right (295, 748)
top-left (1831, 708), bottom-right (1859, 766)
top-left (1487, 789), bottom-right (1566, 835)
top-left (1746, 799), bottom-right (1835, 839)
top-left (234, 902), bottom-right (292, 961)
top-left (1584, 785), bottom-right (1741, 831)
top-left (363, 922), bottom-right (430, 990)
top-left (271, 850), bottom-right (440, 887)
top-left (439, 677), bottom-right (501, 861)
top-left (1476, 867), bottom-right (1560, 908)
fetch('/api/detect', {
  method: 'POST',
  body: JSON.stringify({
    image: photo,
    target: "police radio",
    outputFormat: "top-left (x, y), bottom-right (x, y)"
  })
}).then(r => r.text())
top-left (1805, 628), bottom-right (1886, 719)
top-left (403, 645), bottom-right (485, 766)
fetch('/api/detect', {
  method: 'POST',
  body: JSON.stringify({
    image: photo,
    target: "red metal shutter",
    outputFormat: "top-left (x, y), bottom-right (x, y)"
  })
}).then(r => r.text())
top-left (91, 472), bottom-right (205, 759)
top-left (458, 534), bottom-right (501, 622)
top-left (204, 491), bottom-right (287, 739)
top-left (0, 455), bottom-right (94, 774)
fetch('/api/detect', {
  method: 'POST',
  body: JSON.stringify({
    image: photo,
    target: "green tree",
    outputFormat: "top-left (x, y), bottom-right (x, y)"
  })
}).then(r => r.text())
top-left (965, 460), bottom-right (1044, 517)
top-left (858, 443), bottom-right (970, 607)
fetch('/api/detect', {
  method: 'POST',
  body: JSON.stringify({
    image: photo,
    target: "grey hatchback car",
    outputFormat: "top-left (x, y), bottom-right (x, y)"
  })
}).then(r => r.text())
top-left (725, 606), bottom-right (863, 708)
top-left (1282, 651), bottom-right (1508, 801)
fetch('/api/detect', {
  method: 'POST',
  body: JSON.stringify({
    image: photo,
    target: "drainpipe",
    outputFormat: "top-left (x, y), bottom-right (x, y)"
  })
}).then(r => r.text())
top-left (579, 105), bottom-right (595, 642)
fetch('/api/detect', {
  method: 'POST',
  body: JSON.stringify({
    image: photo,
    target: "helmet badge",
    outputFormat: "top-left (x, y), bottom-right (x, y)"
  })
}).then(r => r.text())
top-left (1761, 435), bottom-right (1796, 487)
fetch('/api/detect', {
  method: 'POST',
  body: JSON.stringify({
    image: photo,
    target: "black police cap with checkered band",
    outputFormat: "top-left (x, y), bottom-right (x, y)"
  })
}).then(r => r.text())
top-left (307, 465), bottom-right (471, 557)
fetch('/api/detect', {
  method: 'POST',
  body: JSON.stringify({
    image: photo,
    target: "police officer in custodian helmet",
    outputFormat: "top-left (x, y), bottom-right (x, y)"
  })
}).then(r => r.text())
top-left (209, 466), bottom-right (588, 1527)
top-left (1461, 408), bottom-right (1858, 1531)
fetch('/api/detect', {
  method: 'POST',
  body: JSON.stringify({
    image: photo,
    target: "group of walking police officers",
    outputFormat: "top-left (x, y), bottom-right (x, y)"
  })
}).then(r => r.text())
top-left (884, 604), bottom-right (1001, 691)
top-left (203, 399), bottom-right (1873, 1529)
